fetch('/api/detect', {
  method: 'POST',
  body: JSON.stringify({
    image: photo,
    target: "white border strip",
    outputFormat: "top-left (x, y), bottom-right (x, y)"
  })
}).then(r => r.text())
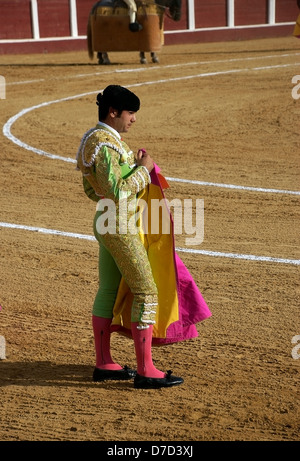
top-left (0, 36), bottom-right (87, 44)
top-left (30, 0), bottom-right (40, 40)
top-left (0, 222), bottom-right (298, 266)
top-left (176, 246), bottom-right (300, 266)
top-left (188, 0), bottom-right (195, 30)
top-left (0, 222), bottom-right (94, 241)
top-left (70, 0), bottom-right (78, 38)
top-left (164, 21), bottom-right (295, 35)
top-left (227, 0), bottom-right (235, 28)
top-left (268, 0), bottom-right (276, 25)
top-left (165, 176), bottom-right (300, 196)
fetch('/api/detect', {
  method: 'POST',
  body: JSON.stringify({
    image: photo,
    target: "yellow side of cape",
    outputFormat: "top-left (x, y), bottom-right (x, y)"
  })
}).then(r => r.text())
top-left (294, 14), bottom-right (300, 37)
top-left (111, 178), bottom-right (179, 339)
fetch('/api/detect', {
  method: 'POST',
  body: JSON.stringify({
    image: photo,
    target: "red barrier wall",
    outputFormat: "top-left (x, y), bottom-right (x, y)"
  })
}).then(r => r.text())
top-left (38, 0), bottom-right (71, 38)
top-left (0, 0), bottom-right (32, 40)
top-left (194, 0), bottom-right (227, 28)
top-left (236, 0), bottom-right (267, 25)
top-left (77, 0), bottom-right (96, 36)
top-left (276, 0), bottom-right (298, 21)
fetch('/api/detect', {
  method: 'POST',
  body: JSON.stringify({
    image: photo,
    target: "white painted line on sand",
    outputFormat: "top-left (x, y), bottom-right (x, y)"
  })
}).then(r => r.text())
top-left (0, 222), bottom-right (299, 266)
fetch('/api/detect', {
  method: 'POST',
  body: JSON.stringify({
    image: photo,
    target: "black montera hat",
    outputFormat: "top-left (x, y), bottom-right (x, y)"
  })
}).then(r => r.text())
top-left (96, 85), bottom-right (140, 112)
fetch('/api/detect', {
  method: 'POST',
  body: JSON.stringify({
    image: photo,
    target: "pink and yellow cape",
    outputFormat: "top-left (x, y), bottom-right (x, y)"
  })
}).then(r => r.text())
top-left (111, 164), bottom-right (212, 344)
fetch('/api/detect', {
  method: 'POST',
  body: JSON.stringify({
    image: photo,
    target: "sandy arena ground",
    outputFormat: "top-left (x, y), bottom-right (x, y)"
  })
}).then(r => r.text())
top-left (0, 36), bottom-right (299, 442)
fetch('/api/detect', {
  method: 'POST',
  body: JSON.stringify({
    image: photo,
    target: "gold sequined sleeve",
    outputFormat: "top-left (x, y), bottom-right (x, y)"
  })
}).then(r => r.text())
top-left (77, 128), bottom-right (151, 202)
top-left (94, 145), bottom-right (151, 201)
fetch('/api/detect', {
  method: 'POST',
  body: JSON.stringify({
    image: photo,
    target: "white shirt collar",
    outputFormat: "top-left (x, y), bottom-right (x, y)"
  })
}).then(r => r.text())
top-left (97, 121), bottom-right (121, 140)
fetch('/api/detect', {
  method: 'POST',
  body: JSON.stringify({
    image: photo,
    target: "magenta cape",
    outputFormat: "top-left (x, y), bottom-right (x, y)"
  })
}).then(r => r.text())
top-left (111, 164), bottom-right (211, 345)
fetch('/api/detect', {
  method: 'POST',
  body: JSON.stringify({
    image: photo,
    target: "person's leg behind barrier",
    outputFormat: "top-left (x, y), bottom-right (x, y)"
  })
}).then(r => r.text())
top-left (123, 0), bottom-right (143, 32)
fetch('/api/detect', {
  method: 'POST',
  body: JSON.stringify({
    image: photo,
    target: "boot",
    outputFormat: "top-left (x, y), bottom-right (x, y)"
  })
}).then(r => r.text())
top-left (131, 322), bottom-right (183, 389)
top-left (92, 315), bottom-right (135, 381)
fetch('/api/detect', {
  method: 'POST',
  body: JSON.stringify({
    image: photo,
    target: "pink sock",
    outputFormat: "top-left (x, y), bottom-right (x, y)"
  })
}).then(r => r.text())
top-left (131, 322), bottom-right (165, 378)
top-left (92, 315), bottom-right (122, 370)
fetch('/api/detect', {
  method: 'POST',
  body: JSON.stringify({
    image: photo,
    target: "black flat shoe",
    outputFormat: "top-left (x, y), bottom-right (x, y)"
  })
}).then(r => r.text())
top-left (93, 365), bottom-right (136, 382)
top-left (134, 370), bottom-right (184, 389)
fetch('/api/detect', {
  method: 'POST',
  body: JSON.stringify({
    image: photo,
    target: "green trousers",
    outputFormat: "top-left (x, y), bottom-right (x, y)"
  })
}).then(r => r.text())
top-left (92, 210), bottom-right (158, 326)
